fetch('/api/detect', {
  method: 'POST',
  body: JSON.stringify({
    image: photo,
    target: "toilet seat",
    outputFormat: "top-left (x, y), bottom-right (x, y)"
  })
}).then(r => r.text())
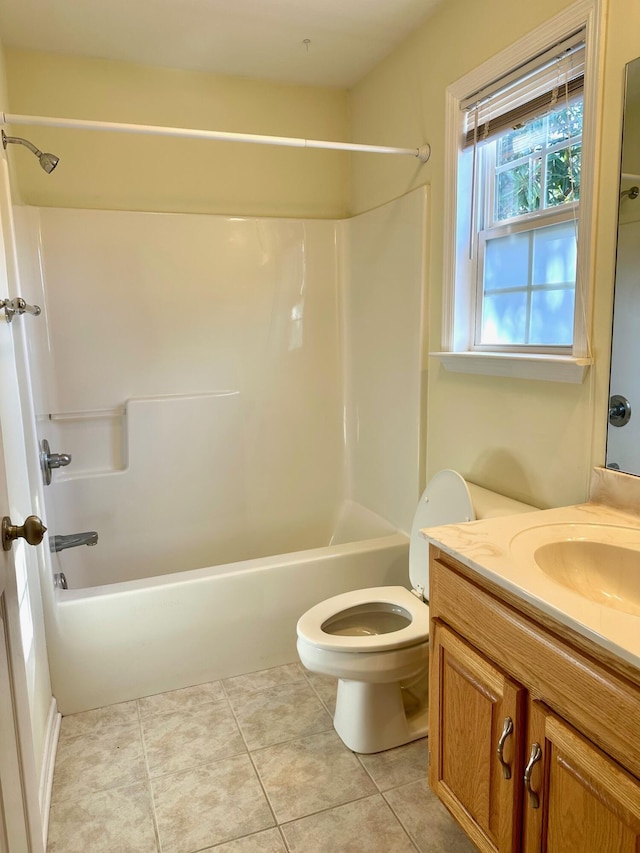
top-left (296, 586), bottom-right (429, 654)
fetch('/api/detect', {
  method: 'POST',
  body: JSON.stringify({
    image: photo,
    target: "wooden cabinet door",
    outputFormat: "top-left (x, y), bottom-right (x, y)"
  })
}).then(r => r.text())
top-left (429, 620), bottom-right (526, 853)
top-left (523, 701), bottom-right (640, 853)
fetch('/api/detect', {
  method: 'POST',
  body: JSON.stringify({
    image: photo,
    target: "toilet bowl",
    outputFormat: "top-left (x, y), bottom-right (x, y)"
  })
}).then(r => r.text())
top-left (296, 469), bottom-right (475, 754)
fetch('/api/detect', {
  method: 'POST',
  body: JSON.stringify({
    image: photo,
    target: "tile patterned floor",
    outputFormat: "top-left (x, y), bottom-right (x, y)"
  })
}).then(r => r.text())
top-left (47, 664), bottom-right (477, 853)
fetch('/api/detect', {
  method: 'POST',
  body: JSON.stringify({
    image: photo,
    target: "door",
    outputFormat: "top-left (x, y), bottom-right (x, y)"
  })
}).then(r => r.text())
top-left (523, 701), bottom-right (640, 852)
top-left (429, 621), bottom-right (526, 853)
top-left (0, 153), bottom-right (46, 852)
top-left (0, 426), bottom-right (41, 852)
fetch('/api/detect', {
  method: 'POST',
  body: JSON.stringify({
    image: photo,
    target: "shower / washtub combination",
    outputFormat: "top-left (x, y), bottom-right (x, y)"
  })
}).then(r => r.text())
top-left (15, 188), bottom-right (427, 714)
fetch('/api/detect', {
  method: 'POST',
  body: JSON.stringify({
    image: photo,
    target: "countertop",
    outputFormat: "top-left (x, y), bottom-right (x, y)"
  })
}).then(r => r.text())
top-left (422, 499), bottom-right (640, 673)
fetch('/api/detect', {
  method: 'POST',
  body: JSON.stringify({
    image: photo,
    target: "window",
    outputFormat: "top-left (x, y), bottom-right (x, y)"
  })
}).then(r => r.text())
top-left (438, 4), bottom-right (603, 383)
top-left (468, 44), bottom-right (584, 354)
top-left (476, 99), bottom-right (582, 350)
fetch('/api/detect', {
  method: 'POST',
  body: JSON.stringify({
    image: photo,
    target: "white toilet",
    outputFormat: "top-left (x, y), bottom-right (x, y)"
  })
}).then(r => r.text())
top-left (296, 469), bottom-right (476, 754)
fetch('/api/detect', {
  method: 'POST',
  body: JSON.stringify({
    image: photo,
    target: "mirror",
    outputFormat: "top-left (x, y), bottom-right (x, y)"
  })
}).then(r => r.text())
top-left (606, 57), bottom-right (640, 474)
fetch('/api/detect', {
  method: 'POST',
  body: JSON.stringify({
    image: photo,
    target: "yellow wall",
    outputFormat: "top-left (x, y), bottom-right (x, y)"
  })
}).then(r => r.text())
top-left (0, 35), bottom-right (8, 113)
top-left (350, 0), bottom-right (638, 508)
top-left (0, 31), bottom-right (21, 198)
top-left (5, 0), bottom-right (637, 507)
top-left (4, 50), bottom-right (350, 218)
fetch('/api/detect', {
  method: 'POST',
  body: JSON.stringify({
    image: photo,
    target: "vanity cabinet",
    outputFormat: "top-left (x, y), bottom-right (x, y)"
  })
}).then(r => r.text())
top-left (524, 701), bottom-right (640, 851)
top-left (428, 550), bottom-right (640, 853)
top-left (430, 623), bottom-right (525, 851)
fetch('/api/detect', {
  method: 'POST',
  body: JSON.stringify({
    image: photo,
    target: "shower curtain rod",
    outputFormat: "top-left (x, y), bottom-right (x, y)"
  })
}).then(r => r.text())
top-left (1, 112), bottom-right (431, 162)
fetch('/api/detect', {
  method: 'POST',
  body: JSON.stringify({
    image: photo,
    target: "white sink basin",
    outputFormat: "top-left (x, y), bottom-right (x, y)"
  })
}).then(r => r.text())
top-left (534, 540), bottom-right (640, 615)
top-left (510, 523), bottom-right (640, 616)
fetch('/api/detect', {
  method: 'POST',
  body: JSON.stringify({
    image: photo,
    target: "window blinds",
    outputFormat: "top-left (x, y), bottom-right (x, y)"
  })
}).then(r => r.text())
top-left (462, 31), bottom-right (585, 149)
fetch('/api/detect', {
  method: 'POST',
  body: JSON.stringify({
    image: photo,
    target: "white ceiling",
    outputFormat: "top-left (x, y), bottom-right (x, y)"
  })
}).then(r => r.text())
top-left (0, 0), bottom-right (443, 89)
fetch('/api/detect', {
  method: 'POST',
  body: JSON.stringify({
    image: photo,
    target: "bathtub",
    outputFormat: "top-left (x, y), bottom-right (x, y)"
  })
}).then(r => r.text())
top-left (47, 501), bottom-right (409, 714)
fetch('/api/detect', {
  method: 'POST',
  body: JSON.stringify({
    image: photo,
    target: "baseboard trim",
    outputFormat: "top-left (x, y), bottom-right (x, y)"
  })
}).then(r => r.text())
top-left (39, 697), bottom-right (61, 848)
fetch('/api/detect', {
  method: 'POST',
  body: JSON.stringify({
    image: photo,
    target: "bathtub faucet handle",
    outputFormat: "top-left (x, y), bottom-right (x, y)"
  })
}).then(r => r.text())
top-left (40, 439), bottom-right (72, 486)
top-left (49, 452), bottom-right (71, 467)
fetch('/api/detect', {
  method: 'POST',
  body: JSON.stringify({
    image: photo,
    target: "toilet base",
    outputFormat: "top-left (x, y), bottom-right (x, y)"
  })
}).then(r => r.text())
top-left (333, 678), bottom-right (428, 754)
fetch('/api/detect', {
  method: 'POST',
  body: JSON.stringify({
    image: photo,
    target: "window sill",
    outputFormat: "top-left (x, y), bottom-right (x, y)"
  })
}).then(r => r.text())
top-left (430, 351), bottom-right (591, 383)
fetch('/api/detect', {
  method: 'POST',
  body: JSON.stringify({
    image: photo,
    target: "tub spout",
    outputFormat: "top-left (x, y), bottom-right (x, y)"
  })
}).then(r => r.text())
top-left (50, 531), bottom-right (99, 552)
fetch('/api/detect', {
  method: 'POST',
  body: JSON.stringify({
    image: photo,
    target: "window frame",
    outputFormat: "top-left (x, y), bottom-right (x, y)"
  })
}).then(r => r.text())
top-left (434, 0), bottom-right (605, 383)
top-left (473, 108), bottom-right (583, 354)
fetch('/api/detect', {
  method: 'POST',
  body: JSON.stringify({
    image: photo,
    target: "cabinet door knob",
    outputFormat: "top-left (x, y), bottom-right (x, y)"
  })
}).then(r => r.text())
top-left (497, 716), bottom-right (514, 780)
top-left (524, 742), bottom-right (543, 808)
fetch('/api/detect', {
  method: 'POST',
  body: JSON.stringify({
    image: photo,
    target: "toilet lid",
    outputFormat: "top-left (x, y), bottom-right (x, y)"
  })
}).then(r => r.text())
top-left (409, 469), bottom-right (475, 590)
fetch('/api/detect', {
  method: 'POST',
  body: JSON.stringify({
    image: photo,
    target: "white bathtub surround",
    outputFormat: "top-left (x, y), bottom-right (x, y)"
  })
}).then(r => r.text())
top-left (51, 391), bottom-right (336, 587)
top-left (28, 209), bottom-right (346, 573)
top-left (341, 189), bottom-right (428, 534)
top-left (14, 189), bottom-right (427, 714)
top-left (47, 398), bottom-right (401, 588)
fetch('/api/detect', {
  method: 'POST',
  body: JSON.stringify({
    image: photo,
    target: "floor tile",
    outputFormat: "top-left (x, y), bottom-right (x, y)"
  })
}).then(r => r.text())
top-left (222, 663), bottom-right (305, 700)
top-left (142, 700), bottom-right (246, 777)
top-left (58, 700), bottom-right (139, 742)
top-left (47, 782), bottom-right (158, 853)
top-left (302, 671), bottom-right (337, 716)
top-left (202, 828), bottom-right (287, 851)
top-left (152, 753), bottom-right (275, 853)
top-left (230, 681), bottom-right (332, 749)
top-left (358, 737), bottom-right (428, 791)
top-left (138, 681), bottom-right (225, 717)
top-left (281, 794), bottom-right (416, 852)
top-left (252, 730), bottom-right (376, 823)
top-left (48, 666), bottom-right (479, 853)
top-left (51, 723), bottom-right (147, 803)
top-left (384, 779), bottom-right (477, 853)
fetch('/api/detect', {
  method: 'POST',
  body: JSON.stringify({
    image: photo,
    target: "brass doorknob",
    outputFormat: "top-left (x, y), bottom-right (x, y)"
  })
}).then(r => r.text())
top-left (2, 515), bottom-right (47, 551)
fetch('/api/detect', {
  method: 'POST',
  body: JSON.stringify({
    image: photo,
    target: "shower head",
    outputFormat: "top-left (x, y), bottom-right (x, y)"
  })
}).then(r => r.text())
top-left (2, 130), bottom-right (59, 174)
top-left (37, 151), bottom-right (60, 174)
